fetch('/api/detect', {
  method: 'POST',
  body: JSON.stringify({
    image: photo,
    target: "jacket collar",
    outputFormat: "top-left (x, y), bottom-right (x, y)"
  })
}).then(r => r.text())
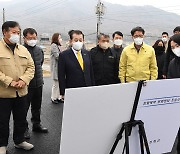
top-left (71, 47), bottom-right (82, 54)
top-left (68, 48), bottom-right (85, 72)
top-left (130, 42), bottom-right (145, 49)
top-left (112, 45), bottom-right (123, 52)
top-left (1, 38), bottom-right (19, 49)
top-left (24, 43), bottom-right (36, 50)
top-left (97, 45), bottom-right (110, 53)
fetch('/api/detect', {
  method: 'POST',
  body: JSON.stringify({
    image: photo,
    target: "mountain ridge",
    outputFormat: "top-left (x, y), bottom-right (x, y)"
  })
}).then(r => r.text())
top-left (0, 0), bottom-right (179, 40)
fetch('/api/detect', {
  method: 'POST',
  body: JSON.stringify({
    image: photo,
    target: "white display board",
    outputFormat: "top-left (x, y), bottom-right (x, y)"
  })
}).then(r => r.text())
top-left (59, 79), bottom-right (180, 154)
top-left (59, 82), bottom-right (138, 154)
top-left (129, 79), bottom-right (180, 154)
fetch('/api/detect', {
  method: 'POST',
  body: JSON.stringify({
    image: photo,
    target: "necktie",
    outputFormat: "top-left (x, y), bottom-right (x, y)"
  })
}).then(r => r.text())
top-left (77, 51), bottom-right (84, 70)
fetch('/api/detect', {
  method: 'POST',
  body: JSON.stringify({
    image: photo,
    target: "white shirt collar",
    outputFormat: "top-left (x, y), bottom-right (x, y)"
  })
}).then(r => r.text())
top-left (72, 47), bottom-right (81, 54)
top-left (72, 47), bottom-right (82, 58)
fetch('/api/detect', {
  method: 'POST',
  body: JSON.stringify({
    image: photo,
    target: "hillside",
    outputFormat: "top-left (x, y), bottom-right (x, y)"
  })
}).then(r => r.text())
top-left (0, 0), bottom-right (179, 41)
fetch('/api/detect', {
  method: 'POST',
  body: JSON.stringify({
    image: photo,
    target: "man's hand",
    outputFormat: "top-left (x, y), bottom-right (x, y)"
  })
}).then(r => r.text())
top-left (16, 80), bottom-right (26, 88)
top-left (10, 81), bottom-right (19, 87)
top-left (162, 75), bottom-right (166, 79)
top-left (10, 80), bottom-right (26, 88)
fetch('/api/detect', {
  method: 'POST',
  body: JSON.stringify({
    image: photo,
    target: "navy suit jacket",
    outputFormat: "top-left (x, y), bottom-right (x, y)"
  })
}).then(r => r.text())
top-left (58, 48), bottom-right (94, 95)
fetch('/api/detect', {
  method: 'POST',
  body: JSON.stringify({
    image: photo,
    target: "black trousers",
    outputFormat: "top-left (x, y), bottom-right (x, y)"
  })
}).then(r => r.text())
top-left (25, 86), bottom-right (43, 127)
top-left (0, 96), bottom-right (27, 146)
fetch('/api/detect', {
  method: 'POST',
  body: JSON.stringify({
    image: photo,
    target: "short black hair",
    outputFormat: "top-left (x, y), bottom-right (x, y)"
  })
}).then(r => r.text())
top-left (2, 21), bottom-right (20, 33)
top-left (162, 32), bottom-right (168, 36)
top-left (173, 26), bottom-right (180, 33)
top-left (69, 30), bottom-right (84, 40)
top-left (98, 33), bottom-right (110, 40)
top-left (171, 34), bottom-right (180, 46)
top-left (112, 31), bottom-right (123, 39)
top-left (131, 26), bottom-right (145, 36)
top-left (23, 28), bottom-right (37, 37)
top-left (68, 30), bottom-right (74, 37)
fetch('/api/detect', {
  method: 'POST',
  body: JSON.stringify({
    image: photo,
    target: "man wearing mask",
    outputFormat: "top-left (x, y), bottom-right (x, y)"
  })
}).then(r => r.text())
top-left (0, 21), bottom-right (34, 154)
top-left (23, 28), bottom-right (48, 139)
top-left (111, 31), bottom-right (124, 62)
top-left (58, 30), bottom-right (94, 99)
top-left (119, 26), bottom-right (158, 83)
top-left (162, 32), bottom-right (169, 51)
top-left (90, 33), bottom-right (120, 85)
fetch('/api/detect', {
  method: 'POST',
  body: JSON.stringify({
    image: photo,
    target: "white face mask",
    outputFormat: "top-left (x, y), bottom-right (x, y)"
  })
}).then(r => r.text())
top-left (100, 42), bottom-right (110, 50)
top-left (114, 39), bottom-right (123, 46)
top-left (162, 37), bottom-right (168, 42)
top-left (133, 37), bottom-right (143, 45)
top-left (172, 48), bottom-right (180, 57)
top-left (27, 40), bottom-right (37, 47)
top-left (72, 41), bottom-right (83, 51)
top-left (9, 34), bottom-right (20, 44)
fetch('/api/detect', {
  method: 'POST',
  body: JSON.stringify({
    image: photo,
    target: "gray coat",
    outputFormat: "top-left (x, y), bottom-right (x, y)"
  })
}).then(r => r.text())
top-left (50, 43), bottom-right (61, 80)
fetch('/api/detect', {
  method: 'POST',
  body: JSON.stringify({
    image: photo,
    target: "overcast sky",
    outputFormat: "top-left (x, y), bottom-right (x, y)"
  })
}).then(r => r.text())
top-left (104, 0), bottom-right (180, 15)
top-left (105, 0), bottom-right (180, 6)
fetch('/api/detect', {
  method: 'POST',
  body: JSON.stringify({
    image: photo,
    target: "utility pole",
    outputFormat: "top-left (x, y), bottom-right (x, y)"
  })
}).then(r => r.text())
top-left (95, 0), bottom-right (105, 44)
top-left (3, 8), bottom-right (5, 23)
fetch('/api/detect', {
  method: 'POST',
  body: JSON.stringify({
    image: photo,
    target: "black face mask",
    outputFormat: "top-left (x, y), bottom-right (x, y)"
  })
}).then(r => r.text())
top-left (156, 46), bottom-right (165, 52)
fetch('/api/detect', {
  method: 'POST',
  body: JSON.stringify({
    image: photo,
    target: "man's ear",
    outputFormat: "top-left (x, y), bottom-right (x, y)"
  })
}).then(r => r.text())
top-left (2, 29), bottom-right (6, 36)
top-left (98, 40), bottom-right (100, 45)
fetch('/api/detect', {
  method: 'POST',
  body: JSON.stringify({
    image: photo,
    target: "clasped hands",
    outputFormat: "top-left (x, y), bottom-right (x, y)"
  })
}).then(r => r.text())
top-left (10, 80), bottom-right (26, 88)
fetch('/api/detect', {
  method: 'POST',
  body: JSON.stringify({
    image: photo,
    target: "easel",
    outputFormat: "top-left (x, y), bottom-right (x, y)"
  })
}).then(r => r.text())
top-left (109, 80), bottom-right (151, 154)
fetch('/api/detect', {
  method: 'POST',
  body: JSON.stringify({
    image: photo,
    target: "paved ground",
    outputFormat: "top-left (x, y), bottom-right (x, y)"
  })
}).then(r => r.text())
top-left (5, 77), bottom-right (178, 154)
top-left (7, 77), bottom-right (63, 154)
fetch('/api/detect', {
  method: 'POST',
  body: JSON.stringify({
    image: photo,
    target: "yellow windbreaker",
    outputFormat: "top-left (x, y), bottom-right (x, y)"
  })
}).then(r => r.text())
top-left (119, 43), bottom-right (158, 83)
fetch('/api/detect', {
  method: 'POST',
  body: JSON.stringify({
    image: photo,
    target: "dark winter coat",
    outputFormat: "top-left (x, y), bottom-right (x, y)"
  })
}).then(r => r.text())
top-left (90, 45), bottom-right (120, 86)
top-left (163, 39), bottom-right (176, 76)
top-left (111, 46), bottom-right (123, 63)
top-left (167, 56), bottom-right (180, 79)
top-left (154, 47), bottom-right (165, 79)
top-left (24, 43), bottom-right (44, 88)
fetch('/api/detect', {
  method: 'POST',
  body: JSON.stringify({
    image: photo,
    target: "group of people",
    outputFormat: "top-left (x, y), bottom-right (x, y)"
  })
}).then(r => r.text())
top-left (0, 21), bottom-right (48, 154)
top-left (51, 26), bottom-right (180, 153)
top-left (1, 20), bottom-right (180, 154)
top-left (54, 26), bottom-right (180, 99)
